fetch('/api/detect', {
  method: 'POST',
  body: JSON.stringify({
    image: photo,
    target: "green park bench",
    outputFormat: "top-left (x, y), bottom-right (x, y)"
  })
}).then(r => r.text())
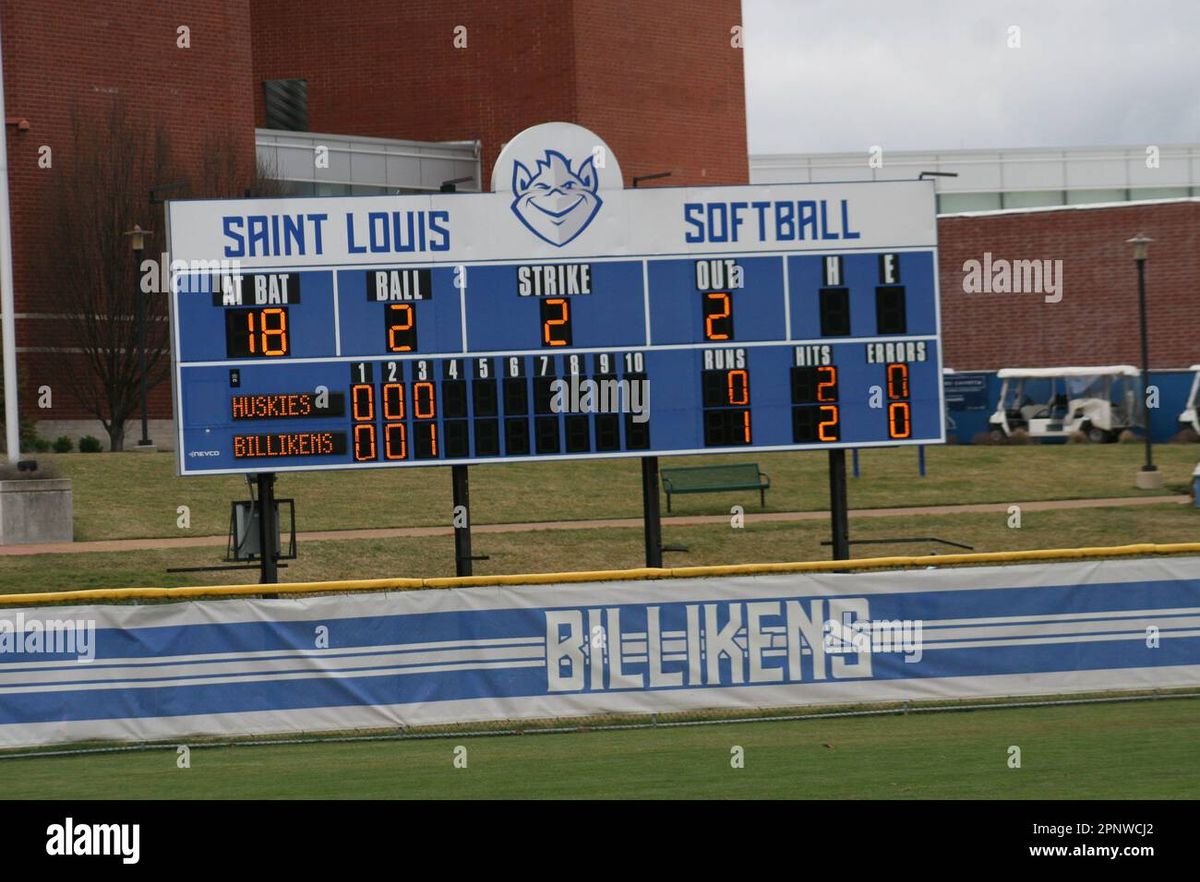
top-left (659, 463), bottom-right (771, 512)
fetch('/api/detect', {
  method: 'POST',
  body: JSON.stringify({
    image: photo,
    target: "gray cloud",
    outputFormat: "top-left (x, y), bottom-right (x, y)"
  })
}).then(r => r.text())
top-left (744, 0), bottom-right (1200, 154)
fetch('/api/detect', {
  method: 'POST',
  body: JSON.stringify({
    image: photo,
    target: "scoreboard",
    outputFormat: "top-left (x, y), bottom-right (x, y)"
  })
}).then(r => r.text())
top-left (167, 124), bottom-right (943, 476)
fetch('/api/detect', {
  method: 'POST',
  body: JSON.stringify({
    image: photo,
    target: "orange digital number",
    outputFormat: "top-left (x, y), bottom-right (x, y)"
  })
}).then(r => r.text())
top-left (727, 369), bottom-right (749, 405)
top-left (260, 307), bottom-right (288, 356)
top-left (387, 303), bottom-right (415, 352)
top-left (817, 365), bottom-right (838, 402)
top-left (888, 402), bottom-right (912, 438)
top-left (741, 410), bottom-right (752, 443)
top-left (351, 383), bottom-right (374, 421)
top-left (886, 363), bottom-right (909, 400)
top-left (384, 423), bottom-right (407, 460)
top-left (542, 298), bottom-right (570, 346)
top-left (704, 292), bottom-right (732, 341)
top-left (353, 424), bottom-right (377, 461)
top-left (383, 383), bottom-right (405, 420)
top-left (413, 381), bottom-right (436, 419)
top-left (818, 405), bottom-right (840, 442)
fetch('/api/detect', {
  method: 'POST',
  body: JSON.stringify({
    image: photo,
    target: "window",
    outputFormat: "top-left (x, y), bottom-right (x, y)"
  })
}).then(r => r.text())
top-left (263, 79), bottom-right (309, 132)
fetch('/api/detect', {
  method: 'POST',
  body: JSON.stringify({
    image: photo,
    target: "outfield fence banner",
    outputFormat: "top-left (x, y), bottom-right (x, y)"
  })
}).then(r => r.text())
top-left (1, 557), bottom-right (1198, 748)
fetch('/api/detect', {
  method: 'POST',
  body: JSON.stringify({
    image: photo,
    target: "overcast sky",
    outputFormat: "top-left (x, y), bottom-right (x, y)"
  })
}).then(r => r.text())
top-left (743, 0), bottom-right (1200, 155)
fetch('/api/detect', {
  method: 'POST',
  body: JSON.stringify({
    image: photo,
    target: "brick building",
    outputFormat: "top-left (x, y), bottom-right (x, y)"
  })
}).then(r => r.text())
top-left (936, 200), bottom-right (1199, 371)
top-left (0, 0), bottom-right (257, 441)
top-left (249, 0), bottom-right (748, 191)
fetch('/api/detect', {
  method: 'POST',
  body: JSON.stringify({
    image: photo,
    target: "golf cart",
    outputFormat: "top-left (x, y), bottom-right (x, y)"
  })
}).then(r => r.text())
top-left (1176, 365), bottom-right (1200, 438)
top-left (988, 366), bottom-right (1142, 443)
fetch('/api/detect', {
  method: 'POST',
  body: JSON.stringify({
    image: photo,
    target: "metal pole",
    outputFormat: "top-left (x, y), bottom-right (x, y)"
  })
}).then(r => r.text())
top-left (1136, 257), bottom-right (1155, 472)
top-left (851, 447), bottom-right (860, 478)
top-left (135, 245), bottom-right (150, 446)
top-left (632, 172), bottom-right (669, 570)
top-left (642, 455), bottom-right (663, 567)
top-left (452, 464), bottom-right (473, 576)
top-left (918, 445), bottom-right (926, 477)
top-left (828, 449), bottom-right (850, 560)
top-left (0, 17), bottom-right (21, 463)
top-left (257, 472), bottom-right (278, 584)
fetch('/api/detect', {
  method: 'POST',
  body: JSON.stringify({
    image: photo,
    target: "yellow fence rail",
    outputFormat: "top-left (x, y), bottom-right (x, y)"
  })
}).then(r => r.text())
top-left (2, 541), bottom-right (1199, 608)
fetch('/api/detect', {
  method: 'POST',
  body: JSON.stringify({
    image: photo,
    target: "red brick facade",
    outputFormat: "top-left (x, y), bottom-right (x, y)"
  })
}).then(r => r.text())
top-left (937, 201), bottom-right (1200, 371)
top-left (1, 0), bottom-right (256, 423)
top-left (249, 0), bottom-right (748, 188)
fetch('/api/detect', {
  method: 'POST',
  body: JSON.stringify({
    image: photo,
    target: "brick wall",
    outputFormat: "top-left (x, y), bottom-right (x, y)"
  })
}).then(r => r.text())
top-left (572, 0), bottom-right (748, 186)
top-left (249, 0), bottom-right (746, 187)
top-left (250, 0), bottom-right (578, 189)
top-left (937, 201), bottom-right (1200, 371)
top-left (2, 0), bottom-right (256, 423)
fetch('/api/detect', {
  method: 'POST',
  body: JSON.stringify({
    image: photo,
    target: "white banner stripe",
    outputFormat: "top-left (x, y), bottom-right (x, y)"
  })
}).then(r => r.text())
top-left (0, 646), bottom-right (546, 692)
top-left (0, 658), bottom-right (548, 697)
top-left (0, 634), bottom-right (546, 674)
top-left (921, 606), bottom-right (1200, 628)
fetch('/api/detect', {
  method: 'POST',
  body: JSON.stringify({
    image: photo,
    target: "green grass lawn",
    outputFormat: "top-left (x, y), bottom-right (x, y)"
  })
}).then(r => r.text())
top-left (2, 503), bottom-right (1196, 594)
top-left (42, 443), bottom-right (1199, 541)
top-left (3, 698), bottom-right (1195, 799)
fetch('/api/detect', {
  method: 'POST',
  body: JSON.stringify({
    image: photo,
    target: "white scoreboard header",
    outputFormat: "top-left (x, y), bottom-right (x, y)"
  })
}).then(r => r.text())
top-left (169, 124), bottom-right (936, 270)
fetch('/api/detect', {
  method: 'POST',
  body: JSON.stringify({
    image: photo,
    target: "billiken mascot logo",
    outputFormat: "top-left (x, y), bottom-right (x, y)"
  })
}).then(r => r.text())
top-left (511, 150), bottom-right (602, 247)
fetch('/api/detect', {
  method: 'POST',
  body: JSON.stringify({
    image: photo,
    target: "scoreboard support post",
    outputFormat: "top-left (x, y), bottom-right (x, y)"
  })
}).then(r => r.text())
top-left (256, 472), bottom-right (279, 584)
top-left (827, 450), bottom-right (850, 561)
top-left (451, 464), bottom-right (473, 577)
top-left (641, 456), bottom-right (664, 568)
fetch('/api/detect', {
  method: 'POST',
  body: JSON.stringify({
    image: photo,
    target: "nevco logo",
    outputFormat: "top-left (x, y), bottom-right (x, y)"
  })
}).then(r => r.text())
top-left (46, 819), bottom-right (139, 864)
top-left (188, 449), bottom-right (221, 458)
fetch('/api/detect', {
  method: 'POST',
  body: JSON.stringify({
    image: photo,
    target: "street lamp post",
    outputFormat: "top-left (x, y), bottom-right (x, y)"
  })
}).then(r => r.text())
top-left (1126, 233), bottom-right (1159, 488)
top-left (125, 225), bottom-right (153, 449)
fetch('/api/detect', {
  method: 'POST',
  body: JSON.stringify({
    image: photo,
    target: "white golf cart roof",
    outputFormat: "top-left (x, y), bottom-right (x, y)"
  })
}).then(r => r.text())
top-left (1189, 365), bottom-right (1200, 371)
top-left (996, 366), bottom-right (1140, 379)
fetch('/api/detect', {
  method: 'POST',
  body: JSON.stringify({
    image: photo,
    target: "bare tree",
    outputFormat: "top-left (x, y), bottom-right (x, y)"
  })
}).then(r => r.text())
top-left (43, 102), bottom-right (179, 451)
top-left (42, 105), bottom-right (268, 450)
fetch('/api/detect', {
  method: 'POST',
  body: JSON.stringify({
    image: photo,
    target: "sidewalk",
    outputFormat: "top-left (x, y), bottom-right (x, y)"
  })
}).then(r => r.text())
top-left (0, 495), bottom-right (1189, 557)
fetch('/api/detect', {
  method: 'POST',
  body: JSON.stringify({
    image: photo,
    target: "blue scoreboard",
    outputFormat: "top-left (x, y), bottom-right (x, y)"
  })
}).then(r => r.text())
top-left (167, 125), bottom-right (943, 476)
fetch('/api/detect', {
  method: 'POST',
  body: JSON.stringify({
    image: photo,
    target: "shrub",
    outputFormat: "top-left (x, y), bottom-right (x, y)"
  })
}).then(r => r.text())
top-left (52, 435), bottom-right (73, 453)
top-left (78, 435), bottom-right (103, 453)
top-left (31, 437), bottom-right (51, 452)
